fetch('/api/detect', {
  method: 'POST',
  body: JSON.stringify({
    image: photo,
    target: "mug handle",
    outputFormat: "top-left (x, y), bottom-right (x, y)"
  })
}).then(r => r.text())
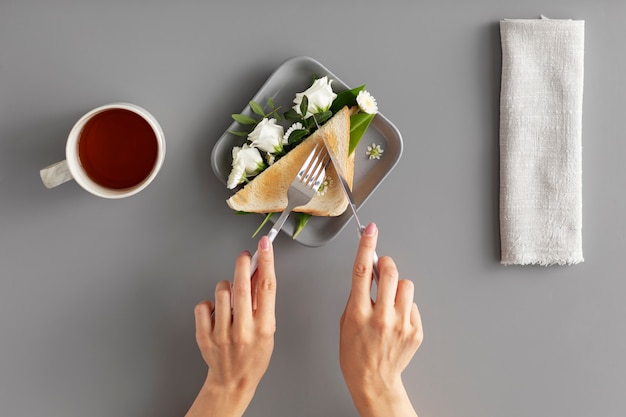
top-left (40, 160), bottom-right (73, 188)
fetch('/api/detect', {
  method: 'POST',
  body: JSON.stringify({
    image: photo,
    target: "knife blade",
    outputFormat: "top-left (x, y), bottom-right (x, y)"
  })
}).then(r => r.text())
top-left (313, 116), bottom-right (380, 282)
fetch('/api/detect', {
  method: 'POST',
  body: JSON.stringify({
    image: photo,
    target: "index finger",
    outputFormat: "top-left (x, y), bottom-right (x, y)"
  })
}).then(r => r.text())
top-left (349, 222), bottom-right (378, 307)
top-left (254, 236), bottom-right (277, 325)
top-left (232, 250), bottom-right (253, 318)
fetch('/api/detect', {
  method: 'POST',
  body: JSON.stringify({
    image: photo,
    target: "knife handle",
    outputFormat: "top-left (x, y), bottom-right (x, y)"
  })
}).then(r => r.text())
top-left (372, 250), bottom-right (380, 283)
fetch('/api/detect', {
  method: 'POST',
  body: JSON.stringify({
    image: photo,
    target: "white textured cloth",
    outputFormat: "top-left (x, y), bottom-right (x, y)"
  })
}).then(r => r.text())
top-left (499, 17), bottom-right (585, 266)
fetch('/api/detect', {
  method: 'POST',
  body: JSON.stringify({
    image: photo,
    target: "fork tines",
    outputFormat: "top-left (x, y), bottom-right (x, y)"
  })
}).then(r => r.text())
top-left (299, 144), bottom-right (331, 189)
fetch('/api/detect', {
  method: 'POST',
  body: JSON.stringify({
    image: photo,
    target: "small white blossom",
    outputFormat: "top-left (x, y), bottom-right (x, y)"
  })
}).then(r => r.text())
top-left (366, 143), bottom-right (384, 160)
top-left (317, 175), bottom-right (333, 196)
top-left (227, 144), bottom-right (265, 189)
top-left (293, 76), bottom-right (337, 118)
top-left (283, 122), bottom-right (304, 144)
top-left (248, 118), bottom-right (284, 154)
top-left (266, 153), bottom-right (276, 166)
top-left (356, 90), bottom-right (378, 115)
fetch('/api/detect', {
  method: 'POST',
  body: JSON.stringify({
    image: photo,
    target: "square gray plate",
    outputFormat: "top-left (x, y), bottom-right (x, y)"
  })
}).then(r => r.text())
top-left (211, 56), bottom-right (403, 247)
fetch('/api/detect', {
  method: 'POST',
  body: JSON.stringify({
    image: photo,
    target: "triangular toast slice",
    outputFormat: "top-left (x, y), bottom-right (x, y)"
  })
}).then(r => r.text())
top-left (226, 106), bottom-right (353, 216)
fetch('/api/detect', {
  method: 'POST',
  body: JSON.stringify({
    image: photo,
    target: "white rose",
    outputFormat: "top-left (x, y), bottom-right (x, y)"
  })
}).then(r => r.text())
top-left (248, 118), bottom-right (284, 154)
top-left (293, 76), bottom-right (337, 118)
top-left (227, 144), bottom-right (265, 189)
top-left (227, 162), bottom-right (246, 190)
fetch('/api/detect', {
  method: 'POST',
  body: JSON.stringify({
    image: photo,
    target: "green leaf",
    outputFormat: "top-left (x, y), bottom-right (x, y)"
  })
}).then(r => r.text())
top-left (271, 109), bottom-right (282, 121)
top-left (283, 109), bottom-right (302, 122)
top-left (312, 111), bottom-right (332, 126)
top-left (267, 97), bottom-right (282, 120)
top-left (349, 113), bottom-right (375, 154)
top-left (287, 129), bottom-right (309, 146)
top-left (292, 213), bottom-right (312, 238)
top-left (249, 100), bottom-right (265, 116)
top-left (252, 213), bottom-right (276, 237)
top-left (227, 130), bottom-right (251, 137)
top-left (300, 95), bottom-right (309, 119)
top-left (232, 113), bottom-right (258, 125)
top-left (330, 85), bottom-right (366, 113)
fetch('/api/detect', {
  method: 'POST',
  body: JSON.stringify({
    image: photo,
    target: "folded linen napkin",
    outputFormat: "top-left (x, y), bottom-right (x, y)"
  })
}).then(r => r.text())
top-left (499, 16), bottom-right (585, 266)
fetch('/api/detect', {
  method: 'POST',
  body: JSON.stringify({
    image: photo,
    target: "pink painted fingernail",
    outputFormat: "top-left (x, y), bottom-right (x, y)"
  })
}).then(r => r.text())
top-left (365, 222), bottom-right (376, 236)
top-left (260, 236), bottom-right (271, 251)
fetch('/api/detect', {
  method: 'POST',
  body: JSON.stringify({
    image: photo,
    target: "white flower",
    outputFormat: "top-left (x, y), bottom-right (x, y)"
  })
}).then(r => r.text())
top-left (366, 143), bottom-right (384, 160)
top-left (356, 90), bottom-right (378, 115)
top-left (266, 153), bottom-right (276, 166)
top-left (317, 175), bottom-right (333, 196)
top-left (293, 76), bottom-right (337, 118)
top-left (227, 144), bottom-right (265, 189)
top-left (227, 163), bottom-right (246, 190)
top-left (283, 122), bottom-right (304, 144)
top-left (233, 144), bottom-right (265, 174)
top-left (248, 118), bottom-right (284, 154)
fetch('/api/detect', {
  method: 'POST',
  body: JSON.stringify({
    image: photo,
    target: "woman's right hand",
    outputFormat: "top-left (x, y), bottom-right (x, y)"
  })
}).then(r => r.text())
top-left (339, 223), bottom-right (423, 417)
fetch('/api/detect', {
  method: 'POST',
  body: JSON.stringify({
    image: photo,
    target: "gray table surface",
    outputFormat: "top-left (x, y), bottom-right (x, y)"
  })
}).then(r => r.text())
top-left (1, 1), bottom-right (624, 417)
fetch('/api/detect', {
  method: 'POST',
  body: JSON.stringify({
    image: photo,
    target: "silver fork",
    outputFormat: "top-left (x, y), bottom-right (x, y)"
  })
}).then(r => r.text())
top-left (249, 144), bottom-right (330, 275)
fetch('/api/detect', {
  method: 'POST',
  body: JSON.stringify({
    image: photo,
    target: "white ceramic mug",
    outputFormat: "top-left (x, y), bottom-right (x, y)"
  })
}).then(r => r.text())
top-left (40, 103), bottom-right (166, 199)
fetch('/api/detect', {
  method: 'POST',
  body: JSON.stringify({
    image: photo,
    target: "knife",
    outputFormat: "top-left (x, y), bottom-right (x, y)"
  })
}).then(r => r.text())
top-left (313, 116), bottom-right (380, 282)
